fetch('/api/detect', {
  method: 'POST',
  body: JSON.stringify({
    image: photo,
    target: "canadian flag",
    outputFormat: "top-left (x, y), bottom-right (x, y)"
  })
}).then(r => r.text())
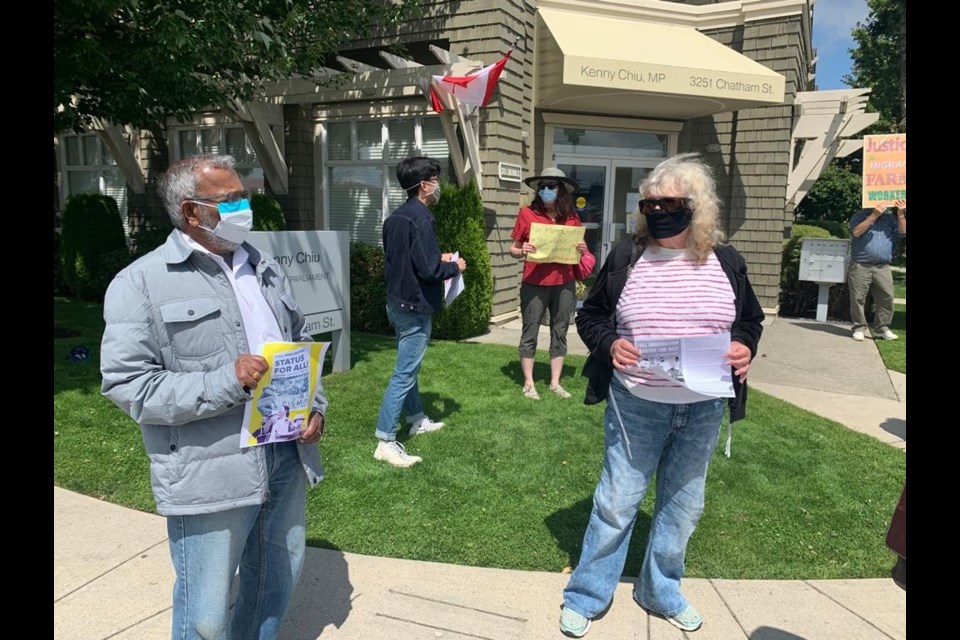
top-left (428, 48), bottom-right (514, 113)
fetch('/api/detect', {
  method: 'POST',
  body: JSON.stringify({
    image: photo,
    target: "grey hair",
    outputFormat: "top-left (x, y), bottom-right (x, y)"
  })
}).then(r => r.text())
top-left (632, 152), bottom-right (725, 260)
top-left (159, 154), bottom-right (237, 228)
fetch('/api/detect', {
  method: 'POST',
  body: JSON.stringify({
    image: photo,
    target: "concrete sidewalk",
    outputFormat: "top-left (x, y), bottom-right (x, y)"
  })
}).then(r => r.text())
top-left (54, 488), bottom-right (906, 640)
top-left (54, 313), bottom-right (907, 640)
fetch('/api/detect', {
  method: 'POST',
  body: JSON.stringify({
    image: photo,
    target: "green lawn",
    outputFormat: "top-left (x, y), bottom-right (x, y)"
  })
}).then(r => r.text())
top-left (892, 270), bottom-right (906, 300)
top-left (875, 303), bottom-right (906, 374)
top-left (54, 297), bottom-right (905, 580)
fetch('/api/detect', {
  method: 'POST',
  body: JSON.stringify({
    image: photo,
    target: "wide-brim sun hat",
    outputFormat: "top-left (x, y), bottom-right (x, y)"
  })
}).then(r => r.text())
top-left (523, 167), bottom-right (579, 193)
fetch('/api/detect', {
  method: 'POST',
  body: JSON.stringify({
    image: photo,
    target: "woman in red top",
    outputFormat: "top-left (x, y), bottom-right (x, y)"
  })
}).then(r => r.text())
top-left (510, 167), bottom-right (595, 400)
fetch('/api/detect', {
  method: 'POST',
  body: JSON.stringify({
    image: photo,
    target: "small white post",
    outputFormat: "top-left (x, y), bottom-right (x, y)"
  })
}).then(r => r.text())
top-left (816, 283), bottom-right (831, 322)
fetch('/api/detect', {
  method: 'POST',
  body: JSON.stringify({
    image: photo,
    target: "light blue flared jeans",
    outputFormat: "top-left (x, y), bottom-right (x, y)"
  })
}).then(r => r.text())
top-left (563, 376), bottom-right (725, 619)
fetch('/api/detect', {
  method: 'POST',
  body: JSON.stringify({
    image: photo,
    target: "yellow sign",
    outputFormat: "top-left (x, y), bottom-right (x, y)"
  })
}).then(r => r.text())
top-left (527, 223), bottom-right (585, 265)
top-left (576, 196), bottom-right (587, 209)
top-left (241, 341), bottom-right (330, 448)
top-left (862, 134), bottom-right (906, 208)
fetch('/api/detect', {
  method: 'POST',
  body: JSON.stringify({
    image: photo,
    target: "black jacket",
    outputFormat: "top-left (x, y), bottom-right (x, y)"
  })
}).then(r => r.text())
top-left (382, 198), bottom-right (460, 314)
top-left (577, 237), bottom-right (765, 422)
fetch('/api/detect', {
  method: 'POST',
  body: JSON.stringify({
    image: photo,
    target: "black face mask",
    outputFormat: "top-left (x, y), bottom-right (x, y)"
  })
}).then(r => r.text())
top-left (643, 207), bottom-right (693, 239)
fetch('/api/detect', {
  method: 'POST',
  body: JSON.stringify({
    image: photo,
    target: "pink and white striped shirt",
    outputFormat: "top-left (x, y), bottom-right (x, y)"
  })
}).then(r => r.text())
top-left (614, 246), bottom-right (736, 403)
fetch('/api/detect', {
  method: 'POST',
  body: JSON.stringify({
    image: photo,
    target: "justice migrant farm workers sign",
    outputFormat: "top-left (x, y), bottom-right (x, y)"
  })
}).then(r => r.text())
top-left (862, 134), bottom-right (906, 208)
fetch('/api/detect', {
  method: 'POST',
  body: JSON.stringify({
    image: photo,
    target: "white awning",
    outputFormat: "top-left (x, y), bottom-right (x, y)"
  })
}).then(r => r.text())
top-left (536, 7), bottom-right (786, 119)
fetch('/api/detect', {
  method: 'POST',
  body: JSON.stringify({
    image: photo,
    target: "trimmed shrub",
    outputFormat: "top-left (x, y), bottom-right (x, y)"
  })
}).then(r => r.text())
top-left (432, 181), bottom-right (493, 340)
top-left (779, 224), bottom-right (850, 320)
top-left (89, 247), bottom-right (136, 298)
top-left (54, 231), bottom-right (65, 295)
top-left (349, 241), bottom-right (391, 335)
top-left (800, 219), bottom-right (851, 239)
top-left (60, 193), bottom-right (127, 301)
top-left (130, 224), bottom-right (173, 257)
top-left (252, 193), bottom-right (286, 231)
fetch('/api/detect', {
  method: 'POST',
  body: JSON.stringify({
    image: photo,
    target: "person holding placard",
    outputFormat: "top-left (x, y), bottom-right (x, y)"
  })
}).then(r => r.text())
top-left (558, 153), bottom-right (763, 637)
top-left (510, 167), bottom-right (595, 400)
top-left (99, 154), bottom-right (327, 640)
top-left (847, 199), bottom-right (906, 342)
top-left (373, 156), bottom-right (466, 468)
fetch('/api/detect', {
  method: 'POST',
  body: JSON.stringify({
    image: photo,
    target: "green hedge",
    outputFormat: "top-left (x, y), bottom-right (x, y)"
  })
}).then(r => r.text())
top-left (54, 231), bottom-right (66, 295)
top-left (130, 224), bottom-right (173, 257)
top-left (347, 182), bottom-right (494, 340)
top-left (60, 194), bottom-right (129, 301)
top-left (349, 241), bottom-right (391, 335)
top-left (799, 219), bottom-right (851, 239)
top-left (251, 193), bottom-right (286, 231)
top-left (432, 181), bottom-right (493, 340)
top-left (779, 224), bottom-right (850, 320)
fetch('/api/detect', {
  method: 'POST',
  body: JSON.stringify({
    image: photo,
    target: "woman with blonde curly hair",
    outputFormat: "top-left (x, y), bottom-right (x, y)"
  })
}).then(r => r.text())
top-left (558, 153), bottom-right (764, 637)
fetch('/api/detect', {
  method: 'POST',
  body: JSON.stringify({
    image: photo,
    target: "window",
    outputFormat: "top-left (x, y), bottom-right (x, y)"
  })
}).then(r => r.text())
top-left (59, 133), bottom-right (130, 230)
top-left (323, 117), bottom-right (452, 245)
top-left (553, 128), bottom-right (668, 158)
top-left (172, 124), bottom-right (266, 192)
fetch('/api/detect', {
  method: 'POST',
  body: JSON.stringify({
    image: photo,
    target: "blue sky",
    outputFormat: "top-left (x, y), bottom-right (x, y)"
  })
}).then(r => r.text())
top-left (811, 0), bottom-right (870, 90)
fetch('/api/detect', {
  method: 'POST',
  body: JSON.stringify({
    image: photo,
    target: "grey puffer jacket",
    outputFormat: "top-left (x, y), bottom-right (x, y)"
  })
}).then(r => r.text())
top-left (100, 231), bottom-right (326, 516)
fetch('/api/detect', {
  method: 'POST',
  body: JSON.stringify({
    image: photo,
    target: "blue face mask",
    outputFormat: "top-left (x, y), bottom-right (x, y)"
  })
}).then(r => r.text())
top-left (188, 198), bottom-right (254, 245)
top-left (538, 187), bottom-right (558, 204)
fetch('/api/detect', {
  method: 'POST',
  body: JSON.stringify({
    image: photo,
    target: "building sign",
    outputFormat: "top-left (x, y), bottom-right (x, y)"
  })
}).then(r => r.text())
top-left (862, 134), bottom-right (906, 208)
top-left (498, 162), bottom-right (522, 182)
top-left (248, 230), bottom-right (351, 372)
top-left (565, 56), bottom-right (784, 103)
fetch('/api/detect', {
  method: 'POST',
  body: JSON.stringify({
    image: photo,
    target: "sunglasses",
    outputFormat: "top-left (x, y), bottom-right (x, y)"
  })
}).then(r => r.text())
top-left (538, 182), bottom-right (560, 190)
top-left (639, 197), bottom-right (688, 214)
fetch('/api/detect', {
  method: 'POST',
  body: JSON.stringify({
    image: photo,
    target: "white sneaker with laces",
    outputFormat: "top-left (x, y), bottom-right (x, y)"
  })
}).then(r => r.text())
top-left (876, 330), bottom-right (899, 340)
top-left (409, 416), bottom-right (445, 437)
top-left (852, 330), bottom-right (865, 342)
top-left (374, 440), bottom-right (422, 467)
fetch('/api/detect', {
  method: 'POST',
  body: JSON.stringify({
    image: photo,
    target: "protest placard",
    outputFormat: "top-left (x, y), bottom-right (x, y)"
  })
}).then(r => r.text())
top-left (240, 341), bottom-right (330, 448)
top-left (862, 134), bottom-right (906, 208)
top-left (527, 223), bottom-right (585, 264)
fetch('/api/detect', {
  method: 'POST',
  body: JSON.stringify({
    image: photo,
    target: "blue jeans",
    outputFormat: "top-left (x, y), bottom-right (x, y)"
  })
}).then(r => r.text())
top-left (167, 441), bottom-right (307, 640)
top-left (563, 377), bottom-right (725, 619)
top-left (374, 305), bottom-right (432, 441)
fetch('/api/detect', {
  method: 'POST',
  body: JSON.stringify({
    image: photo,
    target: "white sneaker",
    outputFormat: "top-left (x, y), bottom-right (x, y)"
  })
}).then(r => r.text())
top-left (373, 440), bottom-right (422, 467)
top-left (409, 416), bottom-right (445, 437)
top-left (876, 330), bottom-right (899, 341)
top-left (852, 330), bottom-right (865, 342)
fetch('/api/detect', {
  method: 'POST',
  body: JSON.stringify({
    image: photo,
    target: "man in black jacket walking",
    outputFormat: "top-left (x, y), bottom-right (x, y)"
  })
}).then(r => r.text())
top-left (373, 157), bottom-right (466, 467)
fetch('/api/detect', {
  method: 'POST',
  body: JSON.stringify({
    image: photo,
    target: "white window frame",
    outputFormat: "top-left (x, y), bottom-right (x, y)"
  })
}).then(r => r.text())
top-left (57, 132), bottom-right (130, 231)
top-left (167, 113), bottom-right (275, 193)
top-left (318, 115), bottom-right (451, 244)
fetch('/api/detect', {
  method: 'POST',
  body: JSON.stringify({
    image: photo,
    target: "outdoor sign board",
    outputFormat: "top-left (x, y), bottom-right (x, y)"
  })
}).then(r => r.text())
top-left (498, 162), bottom-right (522, 182)
top-left (248, 231), bottom-right (351, 372)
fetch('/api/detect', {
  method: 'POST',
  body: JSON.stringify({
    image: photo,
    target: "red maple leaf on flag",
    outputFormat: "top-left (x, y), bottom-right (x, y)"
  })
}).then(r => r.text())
top-left (429, 48), bottom-right (514, 113)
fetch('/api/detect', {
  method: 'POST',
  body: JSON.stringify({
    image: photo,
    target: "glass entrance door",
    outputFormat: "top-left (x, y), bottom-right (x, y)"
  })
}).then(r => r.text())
top-left (556, 160), bottom-right (606, 278)
top-left (557, 158), bottom-right (651, 273)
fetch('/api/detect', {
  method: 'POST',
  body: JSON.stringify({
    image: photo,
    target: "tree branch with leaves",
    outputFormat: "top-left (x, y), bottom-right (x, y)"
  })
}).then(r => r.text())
top-left (54, 0), bottom-right (422, 132)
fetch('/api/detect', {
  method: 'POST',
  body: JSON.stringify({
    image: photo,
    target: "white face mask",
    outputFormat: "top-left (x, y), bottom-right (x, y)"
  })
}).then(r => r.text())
top-left (189, 198), bottom-right (254, 245)
top-left (423, 180), bottom-right (441, 205)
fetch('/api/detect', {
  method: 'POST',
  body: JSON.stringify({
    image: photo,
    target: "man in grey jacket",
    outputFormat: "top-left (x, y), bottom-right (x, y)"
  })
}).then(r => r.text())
top-left (100, 154), bottom-right (326, 640)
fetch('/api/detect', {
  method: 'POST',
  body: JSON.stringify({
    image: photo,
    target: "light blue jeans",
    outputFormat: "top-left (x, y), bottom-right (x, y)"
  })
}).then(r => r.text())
top-left (167, 441), bottom-right (307, 640)
top-left (374, 305), bottom-right (432, 441)
top-left (563, 377), bottom-right (725, 619)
